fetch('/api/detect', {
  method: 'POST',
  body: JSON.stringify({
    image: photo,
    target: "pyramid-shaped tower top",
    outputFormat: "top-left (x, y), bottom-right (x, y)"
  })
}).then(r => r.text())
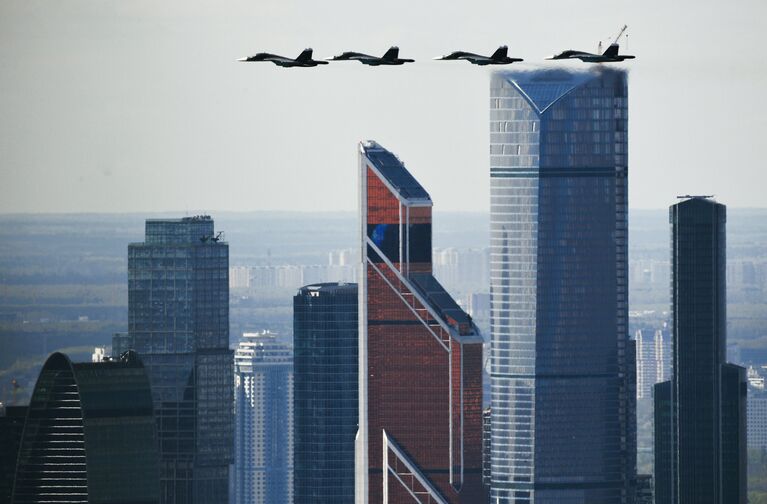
top-left (496, 68), bottom-right (624, 114)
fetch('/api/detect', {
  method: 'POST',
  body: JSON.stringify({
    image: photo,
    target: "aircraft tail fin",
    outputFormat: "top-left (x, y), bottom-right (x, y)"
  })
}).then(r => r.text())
top-left (491, 46), bottom-right (508, 60)
top-left (296, 48), bottom-right (313, 62)
top-left (383, 46), bottom-right (399, 61)
top-left (602, 43), bottom-right (619, 57)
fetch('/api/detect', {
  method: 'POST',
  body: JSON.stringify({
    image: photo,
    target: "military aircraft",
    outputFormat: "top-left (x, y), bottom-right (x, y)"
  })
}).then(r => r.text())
top-left (326, 46), bottom-right (414, 66)
top-left (237, 48), bottom-right (328, 67)
top-left (434, 46), bottom-right (523, 65)
top-left (547, 25), bottom-right (635, 63)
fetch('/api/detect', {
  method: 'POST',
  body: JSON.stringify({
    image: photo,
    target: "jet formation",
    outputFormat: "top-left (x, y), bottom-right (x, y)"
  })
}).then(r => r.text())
top-left (238, 26), bottom-right (634, 68)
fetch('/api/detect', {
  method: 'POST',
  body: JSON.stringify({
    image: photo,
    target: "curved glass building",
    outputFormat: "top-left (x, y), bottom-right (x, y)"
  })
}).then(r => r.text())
top-left (489, 69), bottom-right (636, 504)
top-left (11, 351), bottom-right (160, 504)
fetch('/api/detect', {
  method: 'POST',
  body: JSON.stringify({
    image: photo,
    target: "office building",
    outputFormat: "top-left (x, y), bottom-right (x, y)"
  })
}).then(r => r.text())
top-left (234, 332), bottom-right (293, 504)
top-left (0, 404), bottom-right (27, 503)
top-left (356, 141), bottom-right (485, 503)
top-left (635, 326), bottom-right (672, 399)
top-left (655, 197), bottom-right (747, 504)
top-left (489, 69), bottom-right (635, 503)
top-left (748, 386), bottom-right (767, 450)
top-left (122, 216), bottom-right (233, 504)
top-left (293, 283), bottom-right (358, 503)
top-left (11, 351), bottom-right (159, 504)
top-left (483, 408), bottom-right (492, 489)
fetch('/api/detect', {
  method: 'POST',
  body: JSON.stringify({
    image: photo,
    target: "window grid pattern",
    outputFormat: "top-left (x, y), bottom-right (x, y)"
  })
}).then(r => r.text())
top-left (489, 70), bottom-right (634, 504)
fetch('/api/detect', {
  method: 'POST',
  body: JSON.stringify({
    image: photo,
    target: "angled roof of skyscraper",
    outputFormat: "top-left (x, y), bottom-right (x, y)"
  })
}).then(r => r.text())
top-left (361, 140), bottom-right (431, 202)
top-left (494, 68), bottom-right (626, 113)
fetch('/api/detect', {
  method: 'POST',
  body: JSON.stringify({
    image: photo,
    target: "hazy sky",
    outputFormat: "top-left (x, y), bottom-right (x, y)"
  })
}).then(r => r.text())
top-left (1, 0), bottom-right (765, 213)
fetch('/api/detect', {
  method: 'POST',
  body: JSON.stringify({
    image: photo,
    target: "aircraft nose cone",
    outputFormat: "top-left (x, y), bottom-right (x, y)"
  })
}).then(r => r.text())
top-left (237, 57), bottom-right (248, 62)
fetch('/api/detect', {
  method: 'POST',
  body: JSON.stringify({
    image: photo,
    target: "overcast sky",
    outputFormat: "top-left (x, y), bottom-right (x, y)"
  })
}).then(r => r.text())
top-left (1, 0), bottom-right (765, 213)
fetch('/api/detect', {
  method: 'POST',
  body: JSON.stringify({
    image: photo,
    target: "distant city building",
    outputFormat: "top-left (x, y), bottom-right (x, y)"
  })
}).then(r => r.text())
top-left (748, 387), bottom-right (767, 451)
top-left (121, 216), bottom-right (233, 504)
top-left (357, 141), bottom-right (485, 502)
top-left (0, 405), bottom-right (27, 503)
top-left (748, 365), bottom-right (765, 390)
top-left (635, 326), bottom-right (671, 399)
top-left (91, 346), bottom-right (106, 362)
top-left (11, 352), bottom-right (159, 504)
top-left (234, 332), bottom-right (293, 504)
top-left (636, 474), bottom-right (653, 504)
top-left (489, 69), bottom-right (636, 503)
top-left (230, 266), bottom-right (251, 289)
top-left (655, 197), bottom-right (747, 504)
top-left (433, 247), bottom-right (489, 291)
top-left (293, 283), bottom-right (358, 503)
top-left (250, 264), bottom-right (358, 290)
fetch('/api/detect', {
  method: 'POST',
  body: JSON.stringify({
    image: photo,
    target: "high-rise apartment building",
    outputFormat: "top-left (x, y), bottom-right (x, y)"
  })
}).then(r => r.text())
top-left (654, 197), bottom-right (747, 504)
top-left (635, 326), bottom-right (672, 399)
top-left (233, 332), bottom-right (293, 504)
top-left (11, 352), bottom-right (160, 504)
top-left (123, 216), bottom-right (233, 504)
top-left (748, 387), bottom-right (767, 450)
top-left (293, 283), bottom-right (358, 503)
top-left (488, 69), bottom-right (636, 503)
top-left (356, 141), bottom-right (485, 503)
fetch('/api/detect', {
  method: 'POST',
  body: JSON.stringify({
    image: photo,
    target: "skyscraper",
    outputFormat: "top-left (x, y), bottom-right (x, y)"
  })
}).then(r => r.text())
top-left (356, 141), bottom-right (485, 503)
top-left (635, 327), bottom-right (672, 400)
top-left (123, 216), bottom-right (233, 504)
top-left (233, 332), bottom-right (293, 504)
top-left (11, 351), bottom-right (160, 504)
top-left (293, 283), bottom-right (358, 503)
top-left (0, 405), bottom-right (27, 503)
top-left (489, 69), bottom-right (636, 503)
top-left (655, 197), bottom-right (747, 504)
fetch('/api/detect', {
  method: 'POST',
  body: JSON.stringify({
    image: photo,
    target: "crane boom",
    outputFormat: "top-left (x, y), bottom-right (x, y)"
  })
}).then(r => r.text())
top-left (611, 25), bottom-right (628, 46)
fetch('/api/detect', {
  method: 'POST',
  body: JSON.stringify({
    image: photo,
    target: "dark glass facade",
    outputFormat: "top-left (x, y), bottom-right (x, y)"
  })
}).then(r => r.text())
top-left (653, 381), bottom-right (672, 504)
top-left (122, 216), bottom-right (233, 504)
top-left (293, 283), bottom-right (358, 503)
top-left (659, 197), bottom-right (747, 504)
top-left (11, 351), bottom-right (160, 504)
top-left (489, 69), bottom-right (635, 503)
top-left (0, 405), bottom-right (27, 503)
top-left (721, 364), bottom-right (747, 504)
top-left (357, 141), bottom-right (485, 503)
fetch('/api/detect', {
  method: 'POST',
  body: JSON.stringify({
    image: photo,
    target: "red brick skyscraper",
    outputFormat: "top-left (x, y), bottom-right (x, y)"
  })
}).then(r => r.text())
top-left (355, 141), bottom-right (485, 503)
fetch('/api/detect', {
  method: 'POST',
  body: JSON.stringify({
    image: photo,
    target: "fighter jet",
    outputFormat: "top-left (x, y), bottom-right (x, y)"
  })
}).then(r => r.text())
top-left (547, 25), bottom-right (635, 63)
top-left (326, 46), bottom-right (414, 66)
top-left (237, 48), bottom-right (328, 67)
top-left (434, 46), bottom-right (523, 65)
top-left (546, 43), bottom-right (635, 63)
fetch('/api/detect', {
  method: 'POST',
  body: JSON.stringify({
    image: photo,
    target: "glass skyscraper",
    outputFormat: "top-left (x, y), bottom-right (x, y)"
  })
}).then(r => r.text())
top-left (11, 351), bottom-right (160, 504)
top-left (123, 216), bottom-right (233, 504)
top-left (356, 141), bottom-right (485, 503)
top-left (489, 69), bottom-right (636, 504)
top-left (233, 332), bottom-right (293, 504)
top-left (654, 197), bottom-right (747, 504)
top-left (293, 283), bottom-right (358, 503)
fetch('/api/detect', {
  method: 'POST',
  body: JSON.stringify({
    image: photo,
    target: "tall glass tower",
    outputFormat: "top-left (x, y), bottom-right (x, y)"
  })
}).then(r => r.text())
top-left (293, 283), bottom-right (358, 503)
top-left (489, 69), bottom-right (636, 504)
top-left (233, 332), bottom-right (293, 504)
top-left (654, 197), bottom-right (747, 504)
top-left (124, 216), bottom-right (233, 504)
top-left (356, 141), bottom-right (485, 503)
